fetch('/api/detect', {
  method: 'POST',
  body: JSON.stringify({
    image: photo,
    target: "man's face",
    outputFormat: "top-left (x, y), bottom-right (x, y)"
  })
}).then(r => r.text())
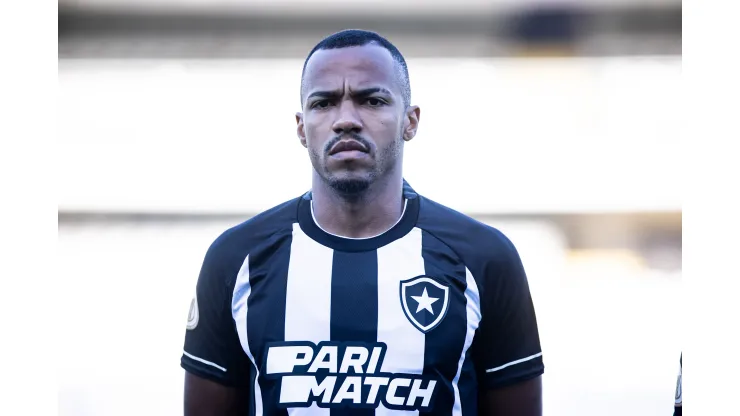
top-left (296, 44), bottom-right (419, 195)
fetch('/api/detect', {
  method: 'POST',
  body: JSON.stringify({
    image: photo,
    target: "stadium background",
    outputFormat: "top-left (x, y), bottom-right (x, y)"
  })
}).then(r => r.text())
top-left (57, 0), bottom-right (682, 415)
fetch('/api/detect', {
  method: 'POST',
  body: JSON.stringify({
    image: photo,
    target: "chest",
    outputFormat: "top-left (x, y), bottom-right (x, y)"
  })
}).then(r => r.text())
top-left (237, 235), bottom-right (481, 379)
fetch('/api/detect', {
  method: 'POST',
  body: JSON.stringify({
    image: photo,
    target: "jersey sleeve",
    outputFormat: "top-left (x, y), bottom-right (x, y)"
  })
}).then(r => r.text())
top-left (471, 230), bottom-right (544, 389)
top-left (180, 240), bottom-right (250, 387)
top-left (674, 354), bottom-right (682, 415)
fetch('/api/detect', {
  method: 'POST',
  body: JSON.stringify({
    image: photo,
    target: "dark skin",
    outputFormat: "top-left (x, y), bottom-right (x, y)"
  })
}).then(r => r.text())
top-left (296, 44), bottom-right (420, 239)
top-left (184, 375), bottom-right (247, 416)
top-left (480, 376), bottom-right (543, 415)
top-left (184, 43), bottom-right (542, 416)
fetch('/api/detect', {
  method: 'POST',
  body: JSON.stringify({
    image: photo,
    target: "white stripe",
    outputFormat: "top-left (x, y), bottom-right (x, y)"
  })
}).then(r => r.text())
top-left (232, 254), bottom-right (263, 416)
top-left (485, 352), bottom-right (543, 373)
top-left (451, 267), bottom-right (482, 416)
top-left (376, 227), bottom-right (426, 416)
top-left (182, 350), bottom-right (227, 372)
top-left (284, 224), bottom-right (333, 416)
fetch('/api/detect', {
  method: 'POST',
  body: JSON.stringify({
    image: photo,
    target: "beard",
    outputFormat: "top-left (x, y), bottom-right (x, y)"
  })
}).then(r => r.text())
top-left (310, 128), bottom-right (404, 199)
top-left (327, 177), bottom-right (371, 196)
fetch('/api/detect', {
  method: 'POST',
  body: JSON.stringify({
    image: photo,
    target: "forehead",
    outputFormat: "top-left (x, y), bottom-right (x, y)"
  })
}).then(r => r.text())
top-left (303, 44), bottom-right (399, 91)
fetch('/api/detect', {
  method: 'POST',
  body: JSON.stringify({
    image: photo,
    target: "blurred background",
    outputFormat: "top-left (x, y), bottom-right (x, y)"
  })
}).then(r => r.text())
top-left (57, 0), bottom-right (681, 415)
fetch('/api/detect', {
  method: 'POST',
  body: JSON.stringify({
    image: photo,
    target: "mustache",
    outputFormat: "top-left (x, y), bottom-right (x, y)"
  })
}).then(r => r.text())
top-left (324, 132), bottom-right (372, 154)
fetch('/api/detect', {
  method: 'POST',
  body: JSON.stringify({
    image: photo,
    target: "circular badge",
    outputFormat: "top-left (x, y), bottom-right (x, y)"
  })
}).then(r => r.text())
top-left (186, 296), bottom-right (199, 330)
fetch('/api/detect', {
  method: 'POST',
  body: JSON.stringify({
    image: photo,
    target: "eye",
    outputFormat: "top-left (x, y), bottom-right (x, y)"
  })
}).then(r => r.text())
top-left (312, 100), bottom-right (333, 110)
top-left (365, 97), bottom-right (386, 107)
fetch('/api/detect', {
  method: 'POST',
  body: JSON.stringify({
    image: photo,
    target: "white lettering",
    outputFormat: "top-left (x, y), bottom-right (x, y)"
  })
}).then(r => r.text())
top-left (363, 376), bottom-right (389, 404)
top-left (266, 346), bottom-right (313, 374)
top-left (339, 347), bottom-right (369, 374)
top-left (307, 345), bottom-right (338, 373)
top-left (332, 376), bottom-right (363, 404)
top-left (279, 375), bottom-right (336, 404)
top-left (366, 347), bottom-right (383, 373)
top-left (386, 378), bottom-right (411, 406)
top-left (268, 342), bottom-right (437, 410)
top-left (406, 379), bottom-right (437, 407)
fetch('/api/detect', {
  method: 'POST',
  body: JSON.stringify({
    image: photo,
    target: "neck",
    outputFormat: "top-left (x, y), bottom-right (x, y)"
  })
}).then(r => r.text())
top-left (311, 172), bottom-right (405, 239)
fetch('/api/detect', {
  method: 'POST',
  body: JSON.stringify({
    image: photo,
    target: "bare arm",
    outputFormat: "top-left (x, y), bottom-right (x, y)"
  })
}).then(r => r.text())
top-left (479, 376), bottom-right (542, 416)
top-left (184, 372), bottom-right (248, 416)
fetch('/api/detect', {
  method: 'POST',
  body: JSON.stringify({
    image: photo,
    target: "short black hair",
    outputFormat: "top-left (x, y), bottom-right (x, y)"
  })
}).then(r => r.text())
top-left (300, 29), bottom-right (411, 108)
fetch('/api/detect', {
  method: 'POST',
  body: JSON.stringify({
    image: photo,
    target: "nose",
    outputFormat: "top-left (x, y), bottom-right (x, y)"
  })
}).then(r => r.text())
top-left (331, 101), bottom-right (362, 135)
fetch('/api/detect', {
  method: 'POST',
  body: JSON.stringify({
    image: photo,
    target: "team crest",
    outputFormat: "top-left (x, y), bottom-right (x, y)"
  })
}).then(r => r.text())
top-left (400, 276), bottom-right (450, 333)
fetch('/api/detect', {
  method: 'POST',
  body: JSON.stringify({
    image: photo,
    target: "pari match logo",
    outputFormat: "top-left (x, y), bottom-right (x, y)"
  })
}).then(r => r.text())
top-left (263, 342), bottom-right (439, 410)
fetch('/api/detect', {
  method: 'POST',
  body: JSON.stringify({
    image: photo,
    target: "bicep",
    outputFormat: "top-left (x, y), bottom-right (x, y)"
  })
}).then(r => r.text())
top-left (185, 372), bottom-right (248, 416)
top-left (479, 375), bottom-right (542, 416)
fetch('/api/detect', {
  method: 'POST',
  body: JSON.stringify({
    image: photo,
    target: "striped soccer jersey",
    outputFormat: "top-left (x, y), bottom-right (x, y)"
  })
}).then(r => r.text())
top-left (674, 354), bottom-right (682, 416)
top-left (181, 181), bottom-right (544, 416)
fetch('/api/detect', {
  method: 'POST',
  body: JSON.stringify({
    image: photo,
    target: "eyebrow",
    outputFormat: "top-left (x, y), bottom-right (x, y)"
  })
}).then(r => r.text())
top-left (306, 87), bottom-right (393, 101)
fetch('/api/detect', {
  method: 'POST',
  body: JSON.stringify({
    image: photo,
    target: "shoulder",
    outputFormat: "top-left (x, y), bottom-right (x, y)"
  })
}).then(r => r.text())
top-left (203, 196), bottom-right (302, 272)
top-left (417, 195), bottom-right (517, 260)
top-left (416, 195), bottom-right (522, 288)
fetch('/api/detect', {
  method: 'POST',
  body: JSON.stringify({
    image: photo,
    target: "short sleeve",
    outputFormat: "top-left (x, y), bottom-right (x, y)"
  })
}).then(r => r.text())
top-left (471, 231), bottom-right (544, 389)
top-left (181, 241), bottom-right (250, 387)
top-left (674, 354), bottom-right (682, 415)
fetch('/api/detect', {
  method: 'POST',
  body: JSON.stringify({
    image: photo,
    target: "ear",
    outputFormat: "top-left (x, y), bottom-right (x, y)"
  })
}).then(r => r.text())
top-left (402, 105), bottom-right (421, 142)
top-left (296, 112), bottom-right (307, 148)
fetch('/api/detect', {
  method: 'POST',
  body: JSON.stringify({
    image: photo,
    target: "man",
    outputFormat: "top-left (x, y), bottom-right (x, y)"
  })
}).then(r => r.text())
top-left (181, 29), bottom-right (544, 416)
top-left (674, 354), bottom-right (682, 415)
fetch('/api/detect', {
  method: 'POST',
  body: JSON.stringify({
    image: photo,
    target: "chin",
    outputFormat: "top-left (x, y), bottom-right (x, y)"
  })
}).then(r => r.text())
top-left (327, 177), bottom-right (371, 195)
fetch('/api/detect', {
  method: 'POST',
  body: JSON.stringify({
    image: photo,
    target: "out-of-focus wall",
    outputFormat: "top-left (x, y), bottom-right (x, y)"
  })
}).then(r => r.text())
top-left (58, 57), bottom-right (681, 215)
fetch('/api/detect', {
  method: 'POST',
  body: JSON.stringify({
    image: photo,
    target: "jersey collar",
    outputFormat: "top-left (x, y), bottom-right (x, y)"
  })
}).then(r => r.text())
top-left (297, 180), bottom-right (420, 252)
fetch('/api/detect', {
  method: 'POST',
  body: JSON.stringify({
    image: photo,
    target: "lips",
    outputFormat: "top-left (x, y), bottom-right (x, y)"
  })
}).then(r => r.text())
top-left (329, 140), bottom-right (369, 155)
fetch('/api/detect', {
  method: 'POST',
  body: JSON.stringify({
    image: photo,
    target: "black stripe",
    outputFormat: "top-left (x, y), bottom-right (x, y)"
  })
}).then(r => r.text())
top-left (456, 349), bottom-right (478, 416)
top-left (246, 231), bottom-right (293, 416)
top-left (248, 369), bottom-right (257, 416)
top-left (330, 250), bottom-right (379, 416)
top-left (420, 230), bottom-right (469, 416)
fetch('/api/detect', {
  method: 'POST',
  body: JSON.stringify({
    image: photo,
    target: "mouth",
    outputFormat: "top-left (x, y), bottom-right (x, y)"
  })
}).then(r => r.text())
top-left (329, 140), bottom-right (369, 155)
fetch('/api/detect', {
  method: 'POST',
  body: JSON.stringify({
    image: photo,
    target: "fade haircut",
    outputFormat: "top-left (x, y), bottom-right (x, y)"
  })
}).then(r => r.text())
top-left (300, 29), bottom-right (411, 108)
